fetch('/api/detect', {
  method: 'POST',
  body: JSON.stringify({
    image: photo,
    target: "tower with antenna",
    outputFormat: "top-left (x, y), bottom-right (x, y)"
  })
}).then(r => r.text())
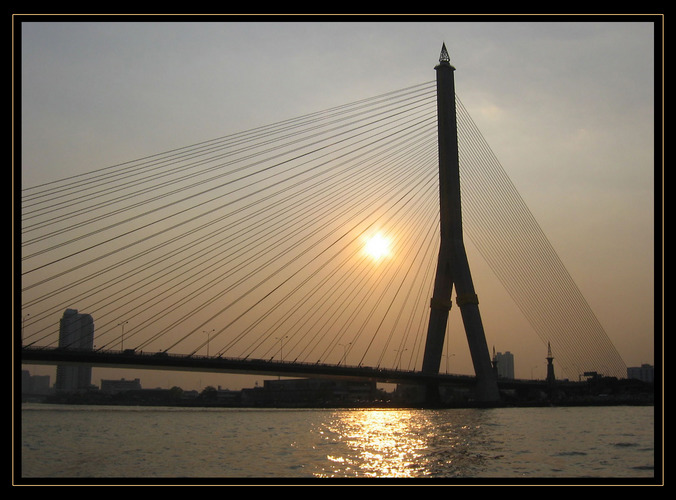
top-left (546, 341), bottom-right (556, 385)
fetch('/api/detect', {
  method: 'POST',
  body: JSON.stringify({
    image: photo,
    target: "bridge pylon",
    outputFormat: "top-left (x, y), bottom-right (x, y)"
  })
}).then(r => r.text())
top-left (421, 44), bottom-right (501, 403)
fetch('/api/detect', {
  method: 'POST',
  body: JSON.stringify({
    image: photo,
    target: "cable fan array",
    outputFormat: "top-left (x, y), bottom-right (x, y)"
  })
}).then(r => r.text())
top-left (455, 98), bottom-right (626, 379)
top-left (21, 82), bottom-right (442, 370)
top-left (20, 80), bottom-right (626, 378)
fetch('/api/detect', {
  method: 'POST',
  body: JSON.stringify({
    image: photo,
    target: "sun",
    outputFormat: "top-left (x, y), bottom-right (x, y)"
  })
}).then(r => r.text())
top-left (363, 232), bottom-right (392, 261)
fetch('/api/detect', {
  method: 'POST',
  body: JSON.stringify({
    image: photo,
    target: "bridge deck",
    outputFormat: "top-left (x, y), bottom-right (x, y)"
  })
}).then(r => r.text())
top-left (20, 346), bottom-right (548, 391)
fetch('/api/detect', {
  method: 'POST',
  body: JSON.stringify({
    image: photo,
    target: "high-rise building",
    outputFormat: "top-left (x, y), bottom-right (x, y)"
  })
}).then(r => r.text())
top-left (55, 309), bottom-right (95, 392)
top-left (495, 351), bottom-right (515, 379)
top-left (627, 364), bottom-right (654, 383)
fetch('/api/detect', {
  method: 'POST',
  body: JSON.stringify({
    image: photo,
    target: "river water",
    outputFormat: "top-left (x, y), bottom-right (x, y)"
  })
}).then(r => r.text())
top-left (18, 403), bottom-right (658, 484)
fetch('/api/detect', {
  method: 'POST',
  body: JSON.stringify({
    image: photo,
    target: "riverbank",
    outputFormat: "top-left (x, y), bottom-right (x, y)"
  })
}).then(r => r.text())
top-left (21, 373), bottom-right (655, 410)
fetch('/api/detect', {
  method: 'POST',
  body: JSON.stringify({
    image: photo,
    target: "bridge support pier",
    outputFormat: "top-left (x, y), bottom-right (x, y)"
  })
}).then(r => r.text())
top-left (421, 44), bottom-right (500, 404)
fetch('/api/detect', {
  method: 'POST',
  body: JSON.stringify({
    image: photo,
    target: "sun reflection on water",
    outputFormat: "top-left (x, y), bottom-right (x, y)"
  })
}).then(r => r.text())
top-left (313, 410), bottom-right (455, 478)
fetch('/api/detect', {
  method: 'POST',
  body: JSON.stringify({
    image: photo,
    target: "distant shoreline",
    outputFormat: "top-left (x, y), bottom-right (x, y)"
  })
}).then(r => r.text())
top-left (21, 396), bottom-right (654, 410)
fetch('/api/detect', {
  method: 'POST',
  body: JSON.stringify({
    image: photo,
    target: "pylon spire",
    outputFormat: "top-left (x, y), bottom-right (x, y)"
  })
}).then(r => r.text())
top-left (439, 43), bottom-right (450, 64)
top-left (437, 43), bottom-right (455, 70)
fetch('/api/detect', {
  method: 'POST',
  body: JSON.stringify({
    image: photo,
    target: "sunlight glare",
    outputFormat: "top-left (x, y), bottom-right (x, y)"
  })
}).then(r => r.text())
top-left (363, 232), bottom-right (392, 261)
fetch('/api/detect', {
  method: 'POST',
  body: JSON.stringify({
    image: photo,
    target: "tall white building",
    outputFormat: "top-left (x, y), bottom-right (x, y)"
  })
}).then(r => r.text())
top-left (55, 309), bottom-right (94, 392)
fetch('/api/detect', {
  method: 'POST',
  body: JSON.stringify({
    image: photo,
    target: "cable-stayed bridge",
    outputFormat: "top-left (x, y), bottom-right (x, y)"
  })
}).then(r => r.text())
top-left (19, 47), bottom-right (627, 401)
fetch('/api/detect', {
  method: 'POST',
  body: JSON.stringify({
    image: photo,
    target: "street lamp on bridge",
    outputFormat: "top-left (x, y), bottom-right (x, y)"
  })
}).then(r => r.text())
top-left (338, 343), bottom-right (351, 365)
top-left (275, 336), bottom-right (288, 361)
top-left (203, 329), bottom-right (215, 357)
top-left (118, 320), bottom-right (128, 351)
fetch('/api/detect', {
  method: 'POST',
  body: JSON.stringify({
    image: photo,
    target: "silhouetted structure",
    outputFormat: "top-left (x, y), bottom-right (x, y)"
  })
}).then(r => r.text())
top-left (495, 350), bottom-right (515, 379)
top-left (627, 364), bottom-right (654, 383)
top-left (55, 309), bottom-right (94, 392)
top-left (546, 342), bottom-right (556, 385)
top-left (421, 44), bottom-right (500, 403)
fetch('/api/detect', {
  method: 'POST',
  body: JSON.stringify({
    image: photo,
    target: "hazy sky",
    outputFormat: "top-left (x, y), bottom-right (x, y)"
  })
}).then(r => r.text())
top-left (18, 16), bottom-right (659, 390)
